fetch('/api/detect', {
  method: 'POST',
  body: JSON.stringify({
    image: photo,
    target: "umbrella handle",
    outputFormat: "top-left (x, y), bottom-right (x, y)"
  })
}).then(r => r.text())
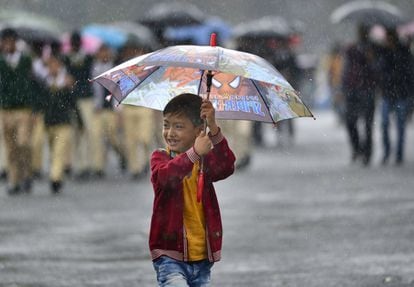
top-left (197, 170), bottom-right (204, 203)
top-left (199, 69), bottom-right (214, 202)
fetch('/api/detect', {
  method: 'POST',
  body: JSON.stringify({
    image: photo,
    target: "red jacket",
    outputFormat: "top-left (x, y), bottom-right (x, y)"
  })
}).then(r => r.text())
top-left (149, 130), bottom-right (235, 262)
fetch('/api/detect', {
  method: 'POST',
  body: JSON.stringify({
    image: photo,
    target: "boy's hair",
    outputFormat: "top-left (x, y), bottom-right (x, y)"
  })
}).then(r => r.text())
top-left (163, 93), bottom-right (203, 127)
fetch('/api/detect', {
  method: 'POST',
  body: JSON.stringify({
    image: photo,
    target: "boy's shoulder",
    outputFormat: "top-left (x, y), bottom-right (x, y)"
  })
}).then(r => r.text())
top-left (152, 148), bottom-right (169, 157)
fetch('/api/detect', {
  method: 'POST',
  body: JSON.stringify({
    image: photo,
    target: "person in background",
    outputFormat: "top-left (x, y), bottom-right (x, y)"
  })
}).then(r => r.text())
top-left (42, 54), bottom-right (75, 194)
top-left (327, 42), bottom-right (345, 124)
top-left (90, 44), bottom-right (126, 178)
top-left (30, 41), bottom-right (49, 179)
top-left (341, 24), bottom-right (378, 166)
top-left (117, 43), bottom-right (155, 180)
top-left (0, 32), bottom-right (7, 181)
top-left (379, 27), bottom-right (414, 165)
top-left (0, 28), bottom-right (35, 195)
top-left (271, 38), bottom-right (301, 147)
top-left (63, 31), bottom-right (94, 180)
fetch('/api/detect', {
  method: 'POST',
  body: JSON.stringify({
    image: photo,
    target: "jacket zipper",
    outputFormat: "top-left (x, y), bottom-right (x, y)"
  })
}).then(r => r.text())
top-left (183, 226), bottom-right (188, 261)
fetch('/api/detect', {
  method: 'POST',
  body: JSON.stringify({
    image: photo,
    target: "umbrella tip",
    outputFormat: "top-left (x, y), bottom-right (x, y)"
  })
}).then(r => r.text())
top-left (210, 33), bottom-right (217, 47)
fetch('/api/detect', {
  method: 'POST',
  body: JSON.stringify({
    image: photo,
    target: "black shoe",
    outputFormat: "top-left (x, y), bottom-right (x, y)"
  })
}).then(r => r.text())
top-left (92, 170), bottom-right (105, 179)
top-left (382, 155), bottom-right (389, 165)
top-left (119, 155), bottom-right (127, 173)
top-left (22, 178), bottom-right (33, 194)
top-left (75, 170), bottom-right (91, 181)
top-left (362, 156), bottom-right (370, 167)
top-left (7, 185), bottom-right (21, 196)
top-left (64, 167), bottom-right (72, 177)
top-left (50, 181), bottom-right (62, 194)
top-left (351, 151), bottom-right (361, 162)
top-left (0, 170), bottom-right (7, 181)
top-left (395, 157), bottom-right (403, 166)
top-left (131, 171), bottom-right (146, 181)
top-left (32, 171), bottom-right (43, 180)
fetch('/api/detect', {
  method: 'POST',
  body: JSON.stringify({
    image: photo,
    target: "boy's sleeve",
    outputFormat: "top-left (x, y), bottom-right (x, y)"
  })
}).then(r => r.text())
top-left (204, 128), bottom-right (236, 182)
top-left (150, 148), bottom-right (200, 192)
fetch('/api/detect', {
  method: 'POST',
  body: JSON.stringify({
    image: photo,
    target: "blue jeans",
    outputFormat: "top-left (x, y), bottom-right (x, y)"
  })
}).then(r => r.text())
top-left (381, 97), bottom-right (408, 162)
top-left (153, 256), bottom-right (213, 287)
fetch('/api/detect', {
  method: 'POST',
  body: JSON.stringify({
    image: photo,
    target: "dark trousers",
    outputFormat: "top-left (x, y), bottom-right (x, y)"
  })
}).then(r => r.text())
top-left (381, 97), bottom-right (408, 162)
top-left (345, 91), bottom-right (375, 163)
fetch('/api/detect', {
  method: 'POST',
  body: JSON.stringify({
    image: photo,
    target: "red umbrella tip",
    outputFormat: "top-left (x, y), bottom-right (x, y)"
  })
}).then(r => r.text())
top-left (210, 33), bottom-right (217, 47)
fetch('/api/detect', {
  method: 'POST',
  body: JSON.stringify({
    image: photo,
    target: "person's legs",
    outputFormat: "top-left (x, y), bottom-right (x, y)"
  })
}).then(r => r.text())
top-left (122, 106), bottom-right (140, 176)
top-left (362, 97), bottom-right (375, 165)
top-left (188, 260), bottom-right (214, 287)
top-left (91, 111), bottom-right (105, 174)
top-left (153, 256), bottom-right (189, 287)
top-left (74, 99), bottom-right (95, 177)
top-left (381, 98), bottom-right (391, 164)
top-left (106, 111), bottom-right (126, 172)
top-left (48, 125), bottom-right (72, 193)
top-left (16, 109), bottom-right (33, 191)
top-left (2, 111), bottom-right (20, 191)
top-left (395, 99), bottom-right (408, 164)
top-left (345, 99), bottom-right (360, 161)
top-left (31, 113), bottom-right (45, 177)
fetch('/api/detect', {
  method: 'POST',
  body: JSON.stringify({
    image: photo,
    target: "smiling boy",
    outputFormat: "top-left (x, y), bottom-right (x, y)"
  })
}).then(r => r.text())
top-left (149, 93), bottom-right (236, 286)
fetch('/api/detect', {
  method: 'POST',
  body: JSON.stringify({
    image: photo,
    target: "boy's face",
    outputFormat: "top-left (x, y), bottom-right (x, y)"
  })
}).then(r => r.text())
top-left (163, 113), bottom-right (202, 153)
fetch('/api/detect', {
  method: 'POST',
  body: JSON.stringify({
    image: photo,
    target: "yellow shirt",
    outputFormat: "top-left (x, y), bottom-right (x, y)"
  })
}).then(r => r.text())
top-left (183, 161), bottom-right (207, 261)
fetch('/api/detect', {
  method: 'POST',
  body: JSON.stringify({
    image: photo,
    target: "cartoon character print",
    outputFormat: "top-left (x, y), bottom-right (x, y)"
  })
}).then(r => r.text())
top-left (206, 72), bottom-right (267, 119)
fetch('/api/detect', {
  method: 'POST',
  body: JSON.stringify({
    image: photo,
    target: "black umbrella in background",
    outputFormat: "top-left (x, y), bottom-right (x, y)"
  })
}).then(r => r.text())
top-left (0, 10), bottom-right (63, 44)
top-left (139, 2), bottom-right (206, 44)
top-left (330, 0), bottom-right (405, 27)
top-left (232, 16), bottom-right (297, 57)
top-left (233, 16), bottom-right (293, 40)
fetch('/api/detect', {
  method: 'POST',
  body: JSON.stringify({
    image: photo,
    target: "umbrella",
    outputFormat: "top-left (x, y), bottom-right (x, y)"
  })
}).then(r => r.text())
top-left (233, 16), bottom-right (293, 40)
top-left (93, 34), bottom-right (313, 200)
top-left (109, 21), bottom-right (160, 50)
top-left (140, 2), bottom-right (206, 28)
top-left (81, 23), bottom-right (160, 51)
top-left (163, 17), bottom-right (233, 45)
top-left (0, 10), bottom-right (64, 44)
top-left (330, 0), bottom-right (405, 27)
top-left (81, 24), bottom-right (127, 49)
top-left (140, 2), bottom-right (206, 43)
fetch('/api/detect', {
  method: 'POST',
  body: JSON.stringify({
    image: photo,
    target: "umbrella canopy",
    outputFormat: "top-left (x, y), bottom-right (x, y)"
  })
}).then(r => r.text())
top-left (93, 44), bottom-right (313, 124)
top-left (163, 17), bottom-right (233, 45)
top-left (109, 21), bottom-right (160, 50)
top-left (0, 10), bottom-right (64, 44)
top-left (330, 0), bottom-right (405, 27)
top-left (81, 22), bottom-right (159, 51)
top-left (233, 16), bottom-right (293, 40)
top-left (81, 24), bottom-right (127, 49)
top-left (140, 2), bottom-right (206, 28)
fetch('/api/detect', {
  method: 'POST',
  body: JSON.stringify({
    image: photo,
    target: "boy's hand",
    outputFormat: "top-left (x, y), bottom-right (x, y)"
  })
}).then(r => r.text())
top-left (194, 131), bottom-right (212, 156)
top-left (201, 99), bottom-right (219, 135)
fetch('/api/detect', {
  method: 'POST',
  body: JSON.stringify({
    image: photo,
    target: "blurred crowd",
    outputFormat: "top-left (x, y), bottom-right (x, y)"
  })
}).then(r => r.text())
top-left (1, 2), bottom-right (414, 196)
top-left (323, 23), bottom-right (414, 167)
top-left (0, 7), bottom-right (309, 196)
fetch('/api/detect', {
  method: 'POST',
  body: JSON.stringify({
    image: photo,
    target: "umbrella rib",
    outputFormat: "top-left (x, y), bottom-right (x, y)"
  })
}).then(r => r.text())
top-left (197, 70), bottom-right (205, 97)
top-left (251, 79), bottom-right (277, 124)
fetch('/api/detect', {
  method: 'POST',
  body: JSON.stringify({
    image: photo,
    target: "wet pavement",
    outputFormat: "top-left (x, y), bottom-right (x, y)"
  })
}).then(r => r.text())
top-left (1, 110), bottom-right (414, 286)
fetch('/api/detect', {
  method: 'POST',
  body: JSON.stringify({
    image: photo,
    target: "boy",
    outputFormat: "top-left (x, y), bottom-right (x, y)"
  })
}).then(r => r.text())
top-left (150, 93), bottom-right (236, 286)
